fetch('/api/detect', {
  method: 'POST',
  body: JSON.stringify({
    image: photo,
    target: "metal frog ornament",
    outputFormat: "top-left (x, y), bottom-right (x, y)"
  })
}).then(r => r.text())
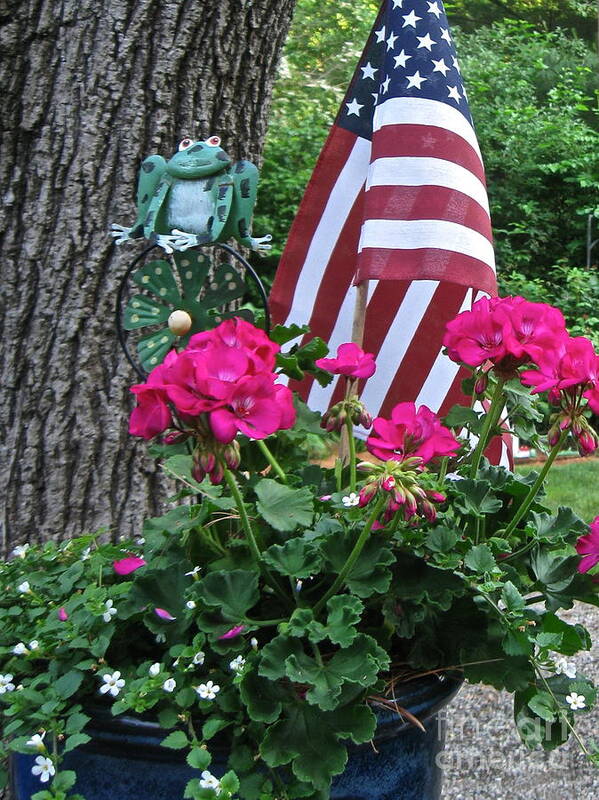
top-left (111, 135), bottom-right (271, 254)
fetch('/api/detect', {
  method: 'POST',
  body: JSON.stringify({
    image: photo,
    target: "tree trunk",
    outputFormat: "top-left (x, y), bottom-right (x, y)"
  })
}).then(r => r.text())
top-left (0, 0), bottom-right (296, 554)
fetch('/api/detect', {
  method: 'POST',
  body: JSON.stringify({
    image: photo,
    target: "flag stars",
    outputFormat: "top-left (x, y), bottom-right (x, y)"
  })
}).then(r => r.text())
top-left (392, 0), bottom-right (404, 8)
top-left (406, 71), bottom-right (427, 90)
top-left (452, 56), bottom-right (461, 72)
top-left (386, 31), bottom-right (399, 51)
top-left (375, 25), bottom-right (386, 44)
top-left (447, 85), bottom-right (462, 103)
top-left (416, 33), bottom-right (436, 51)
top-left (380, 76), bottom-right (391, 94)
top-left (431, 57), bottom-right (450, 76)
top-left (360, 62), bottom-right (378, 80)
top-left (346, 98), bottom-right (364, 116)
top-left (393, 50), bottom-right (411, 69)
top-left (402, 10), bottom-right (421, 28)
top-left (440, 28), bottom-right (452, 44)
top-left (426, 1), bottom-right (443, 18)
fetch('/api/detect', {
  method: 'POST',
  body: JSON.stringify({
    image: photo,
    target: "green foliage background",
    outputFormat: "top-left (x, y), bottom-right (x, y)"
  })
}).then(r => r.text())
top-left (254, 0), bottom-right (599, 330)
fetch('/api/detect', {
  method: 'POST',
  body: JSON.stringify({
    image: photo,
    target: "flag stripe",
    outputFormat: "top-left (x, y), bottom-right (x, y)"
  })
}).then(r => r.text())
top-left (373, 97), bottom-right (482, 159)
top-left (367, 156), bottom-right (490, 214)
top-left (372, 123), bottom-right (486, 183)
top-left (363, 185), bottom-right (492, 242)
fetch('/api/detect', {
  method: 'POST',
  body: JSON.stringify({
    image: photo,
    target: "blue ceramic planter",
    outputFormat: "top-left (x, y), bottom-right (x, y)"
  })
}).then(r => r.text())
top-left (11, 673), bottom-right (461, 800)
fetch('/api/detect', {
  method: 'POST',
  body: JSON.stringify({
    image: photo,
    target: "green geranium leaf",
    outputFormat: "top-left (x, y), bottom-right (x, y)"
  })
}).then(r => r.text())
top-left (464, 544), bottom-right (497, 574)
top-left (501, 581), bottom-right (525, 613)
top-left (270, 323), bottom-right (310, 346)
top-left (426, 527), bottom-right (459, 554)
top-left (263, 539), bottom-right (323, 577)
top-left (443, 405), bottom-right (484, 433)
top-left (255, 479), bottom-right (314, 532)
top-left (196, 570), bottom-right (259, 620)
top-left (452, 479), bottom-right (503, 517)
top-left (239, 671), bottom-right (286, 723)
top-left (530, 548), bottom-right (578, 593)
top-left (536, 613), bottom-right (591, 656)
top-left (527, 690), bottom-right (557, 722)
top-left (321, 535), bottom-right (393, 597)
top-left (259, 635), bottom-right (305, 681)
top-left (531, 507), bottom-right (587, 543)
top-left (319, 596), bottom-right (364, 647)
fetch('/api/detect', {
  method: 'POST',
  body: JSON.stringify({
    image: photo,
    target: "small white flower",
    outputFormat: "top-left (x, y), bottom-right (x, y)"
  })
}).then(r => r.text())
top-left (99, 671), bottom-right (125, 698)
top-left (26, 732), bottom-right (46, 750)
top-left (295, 580), bottom-right (303, 593)
top-left (250, 637), bottom-right (258, 650)
top-left (17, 581), bottom-right (31, 593)
top-left (185, 566), bottom-right (201, 577)
top-left (186, 600), bottom-right (197, 609)
top-left (199, 770), bottom-right (221, 795)
top-left (31, 755), bottom-right (55, 783)
top-left (12, 642), bottom-right (28, 655)
top-left (192, 651), bottom-right (205, 665)
top-left (0, 674), bottom-right (15, 693)
top-left (554, 657), bottom-right (577, 679)
top-left (196, 680), bottom-right (220, 700)
top-left (566, 692), bottom-right (586, 710)
top-left (149, 663), bottom-right (161, 677)
top-left (102, 599), bottom-right (117, 623)
top-left (342, 492), bottom-right (360, 507)
top-left (28, 640), bottom-right (39, 651)
top-left (162, 678), bottom-right (177, 693)
top-left (444, 472), bottom-right (464, 482)
top-left (11, 545), bottom-right (29, 559)
top-left (229, 655), bottom-right (246, 673)
top-left (81, 547), bottom-right (91, 561)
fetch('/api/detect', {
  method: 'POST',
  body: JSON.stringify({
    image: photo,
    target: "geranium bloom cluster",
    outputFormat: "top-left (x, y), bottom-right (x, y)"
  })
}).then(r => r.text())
top-left (444, 296), bottom-right (599, 454)
top-left (576, 516), bottom-right (599, 574)
top-left (129, 319), bottom-right (295, 482)
top-left (316, 343), bottom-right (376, 432)
top-left (360, 403), bottom-right (459, 522)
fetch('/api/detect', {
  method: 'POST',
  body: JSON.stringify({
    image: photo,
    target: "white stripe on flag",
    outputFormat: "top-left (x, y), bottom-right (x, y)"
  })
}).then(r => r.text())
top-left (283, 136), bottom-right (371, 327)
top-left (373, 97), bottom-right (482, 160)
top-left (359, 280), bottom-right (440, 414)
top-left (358, 218), bottom-right (496, 271)
top-left (307, 281), bottom-right (378, 411)
top-left (366, 156), bottom-right (490, 215)
top-left (416, 288), bottom-right (473, 412)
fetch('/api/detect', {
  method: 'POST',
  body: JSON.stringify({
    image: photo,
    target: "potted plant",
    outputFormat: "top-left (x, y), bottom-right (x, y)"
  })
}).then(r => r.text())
top-left (1, 297), bottom-right (598, 800)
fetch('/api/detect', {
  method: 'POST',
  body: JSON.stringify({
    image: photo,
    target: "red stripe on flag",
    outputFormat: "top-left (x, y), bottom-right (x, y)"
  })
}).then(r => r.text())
top-left (363, 185), bottom-right (492, 242)
top-left (269, 127), bottom-right (359, 325)
top-left (371, 124), bottom-right (486, 183)
top-left (377, 282), bottom-right (469, 417)
top-left (356, 247), bottom-right (497, 295)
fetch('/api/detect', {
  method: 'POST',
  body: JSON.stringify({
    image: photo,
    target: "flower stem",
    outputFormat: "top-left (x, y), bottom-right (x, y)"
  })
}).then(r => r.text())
top-left (257, 439), bottom-right (288, 484)
top-left (469, 377), bottom-right (506, 479)
top-left (345, 415), bottom-right (357, 492)
top-left (313, 495), bottom-right (386, 615)
top-left (503, 429), bottom-right (568, 538)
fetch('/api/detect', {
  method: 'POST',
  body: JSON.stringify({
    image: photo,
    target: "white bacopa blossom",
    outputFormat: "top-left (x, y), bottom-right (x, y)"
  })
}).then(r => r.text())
top-left (17, 581), bottom-right (31, 593)
top-left (102, 599), bottom-right (117, 623)
top-left (162, 678), bottom-right (177, 693)
top-left (31, 755), bottom-right (55, 783)
top-left (28, 640), bottom-right (39, 651)
top-left (26, 732), bottom-right (46, 750)
top-left (199, 770), bottom-right (221, 794)
top-left (250, 637), bottom-right (258, 650)
top-left (99, 671), bottom-right (125, 698)
top-left (149, 663), bottom-right (161, 677)
top-left (554, 657), bottom-right (577, 679)
top-left (11, 544), bottom-right (29, 559)
top-left (192, 651), bottom-right (205, 665)
top-left (566, 692), bottom-right (586, 710)
top-left (342, 492), bottom-right (360, 507)
top-left (81, 547), bottom-right (91, 561)
top-left (185, 566), bottom-right (201, 577)
top-left (196, 680), bottom-right (220, 700)
top-left (186, 600), bottom-right (197, 609)
top-left (13, 642), bottom-right (28, 655)
top-left (0, 674), bottom-right (15, 693)
top-left (229, 655), bottom-right (246, 672)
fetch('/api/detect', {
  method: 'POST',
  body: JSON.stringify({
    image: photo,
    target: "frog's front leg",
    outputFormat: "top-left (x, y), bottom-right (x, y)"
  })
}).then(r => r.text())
top-left (221, 160), bottom-right (271, 252)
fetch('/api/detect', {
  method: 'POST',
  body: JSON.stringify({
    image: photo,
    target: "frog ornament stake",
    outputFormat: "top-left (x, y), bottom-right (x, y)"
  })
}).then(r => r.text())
top-left (111, 135), bottom-right (272, 375)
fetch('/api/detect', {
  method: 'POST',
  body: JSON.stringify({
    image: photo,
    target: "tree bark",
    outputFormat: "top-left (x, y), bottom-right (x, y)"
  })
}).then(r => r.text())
top-left (0, 0), bottom-right (296, 553)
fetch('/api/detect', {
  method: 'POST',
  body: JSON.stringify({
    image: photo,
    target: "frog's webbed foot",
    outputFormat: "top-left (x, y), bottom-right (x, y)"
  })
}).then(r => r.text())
top-left (110, 223), bottom-right (133, 245)
top-left (249, 234), bottom-right (272, 254)
top-left (153, 231), bottom-right (200, 254)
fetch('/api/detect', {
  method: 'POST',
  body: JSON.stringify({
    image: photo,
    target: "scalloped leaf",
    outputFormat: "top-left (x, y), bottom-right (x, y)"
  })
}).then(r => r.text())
top-left (124, 294), bottom-right (171, 330)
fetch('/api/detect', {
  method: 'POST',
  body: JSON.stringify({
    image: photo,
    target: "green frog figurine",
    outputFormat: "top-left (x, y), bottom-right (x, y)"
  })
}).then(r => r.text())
top-left (111, 135), bottom-right (271, 254)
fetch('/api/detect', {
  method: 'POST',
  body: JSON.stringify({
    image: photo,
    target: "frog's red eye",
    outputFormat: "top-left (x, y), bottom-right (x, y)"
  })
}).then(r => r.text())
top-left (178, 138), bottom-right (193, 151)
top-left (207, 135), bottom-right (221, 147)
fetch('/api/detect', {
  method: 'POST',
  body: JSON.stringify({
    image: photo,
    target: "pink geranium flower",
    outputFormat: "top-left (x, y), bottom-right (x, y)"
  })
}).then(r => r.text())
top-left (57, 607), bottom-right (68, 621)
top-left (113, 556), bottom-right (147, 575)
top-left (315, 342), bottom-right (376, 379)
top-left (576, 517), bottom-right (599, 573)
top-left (521, 336), bottom-right (599, 395)
top-left (367, 402), bottom-right (459, 465)
top-left (218, 624), bottom-right (246, 640)
top-left (154, 608), bottom-right (176, 621)
top-left (209, 375), bottom-right (295, 443)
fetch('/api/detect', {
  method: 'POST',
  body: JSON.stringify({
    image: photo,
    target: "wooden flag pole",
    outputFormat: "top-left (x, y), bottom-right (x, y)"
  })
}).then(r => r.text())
top-left (339, 280), bottom-right (370, 463)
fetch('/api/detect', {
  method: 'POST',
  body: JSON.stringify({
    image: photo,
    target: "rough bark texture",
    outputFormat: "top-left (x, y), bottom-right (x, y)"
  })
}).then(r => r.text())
top-left (0, 0), bottom-right (296, 554)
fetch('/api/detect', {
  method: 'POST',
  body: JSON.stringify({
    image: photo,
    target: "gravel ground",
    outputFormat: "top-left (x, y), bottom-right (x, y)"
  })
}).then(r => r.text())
top-left (441, 604), bottom-right (599, 800)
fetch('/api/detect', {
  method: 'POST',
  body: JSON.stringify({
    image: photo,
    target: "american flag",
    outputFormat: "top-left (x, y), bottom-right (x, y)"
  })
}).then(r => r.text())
top-left (270, 0), bottom-right (498, 436)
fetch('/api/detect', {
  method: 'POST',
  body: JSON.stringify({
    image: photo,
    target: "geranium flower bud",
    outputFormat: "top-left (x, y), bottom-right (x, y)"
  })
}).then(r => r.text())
top-left (209, 463), bottom-right (224, 485)
top-left (547, 423), bottom-right (561, 447)
top-left (223, 442), bottom-right (241, 470)
top-left (163, 431), bottom-right (190, 445)
top-left (359, 408), bottom-right (373, 429)
top-left (358, 483), bottom-right (377, 507)
top-left (420, 499), bottom-right (437, 523)
top-left (199, 452), bottom-right (216, 474)
top-left (192, 463), bottom-right (206, 484)
top-left (577, 429), bottom-right (598, 456)
top-left (381, 475), bottom-right (396, 492)
top-left (474, 372), bottom-right (488, 396)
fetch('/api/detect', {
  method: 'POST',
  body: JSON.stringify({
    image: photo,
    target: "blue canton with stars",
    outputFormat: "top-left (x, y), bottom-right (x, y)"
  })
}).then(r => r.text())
top-left (338, 0), bottom-right (471, 139)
